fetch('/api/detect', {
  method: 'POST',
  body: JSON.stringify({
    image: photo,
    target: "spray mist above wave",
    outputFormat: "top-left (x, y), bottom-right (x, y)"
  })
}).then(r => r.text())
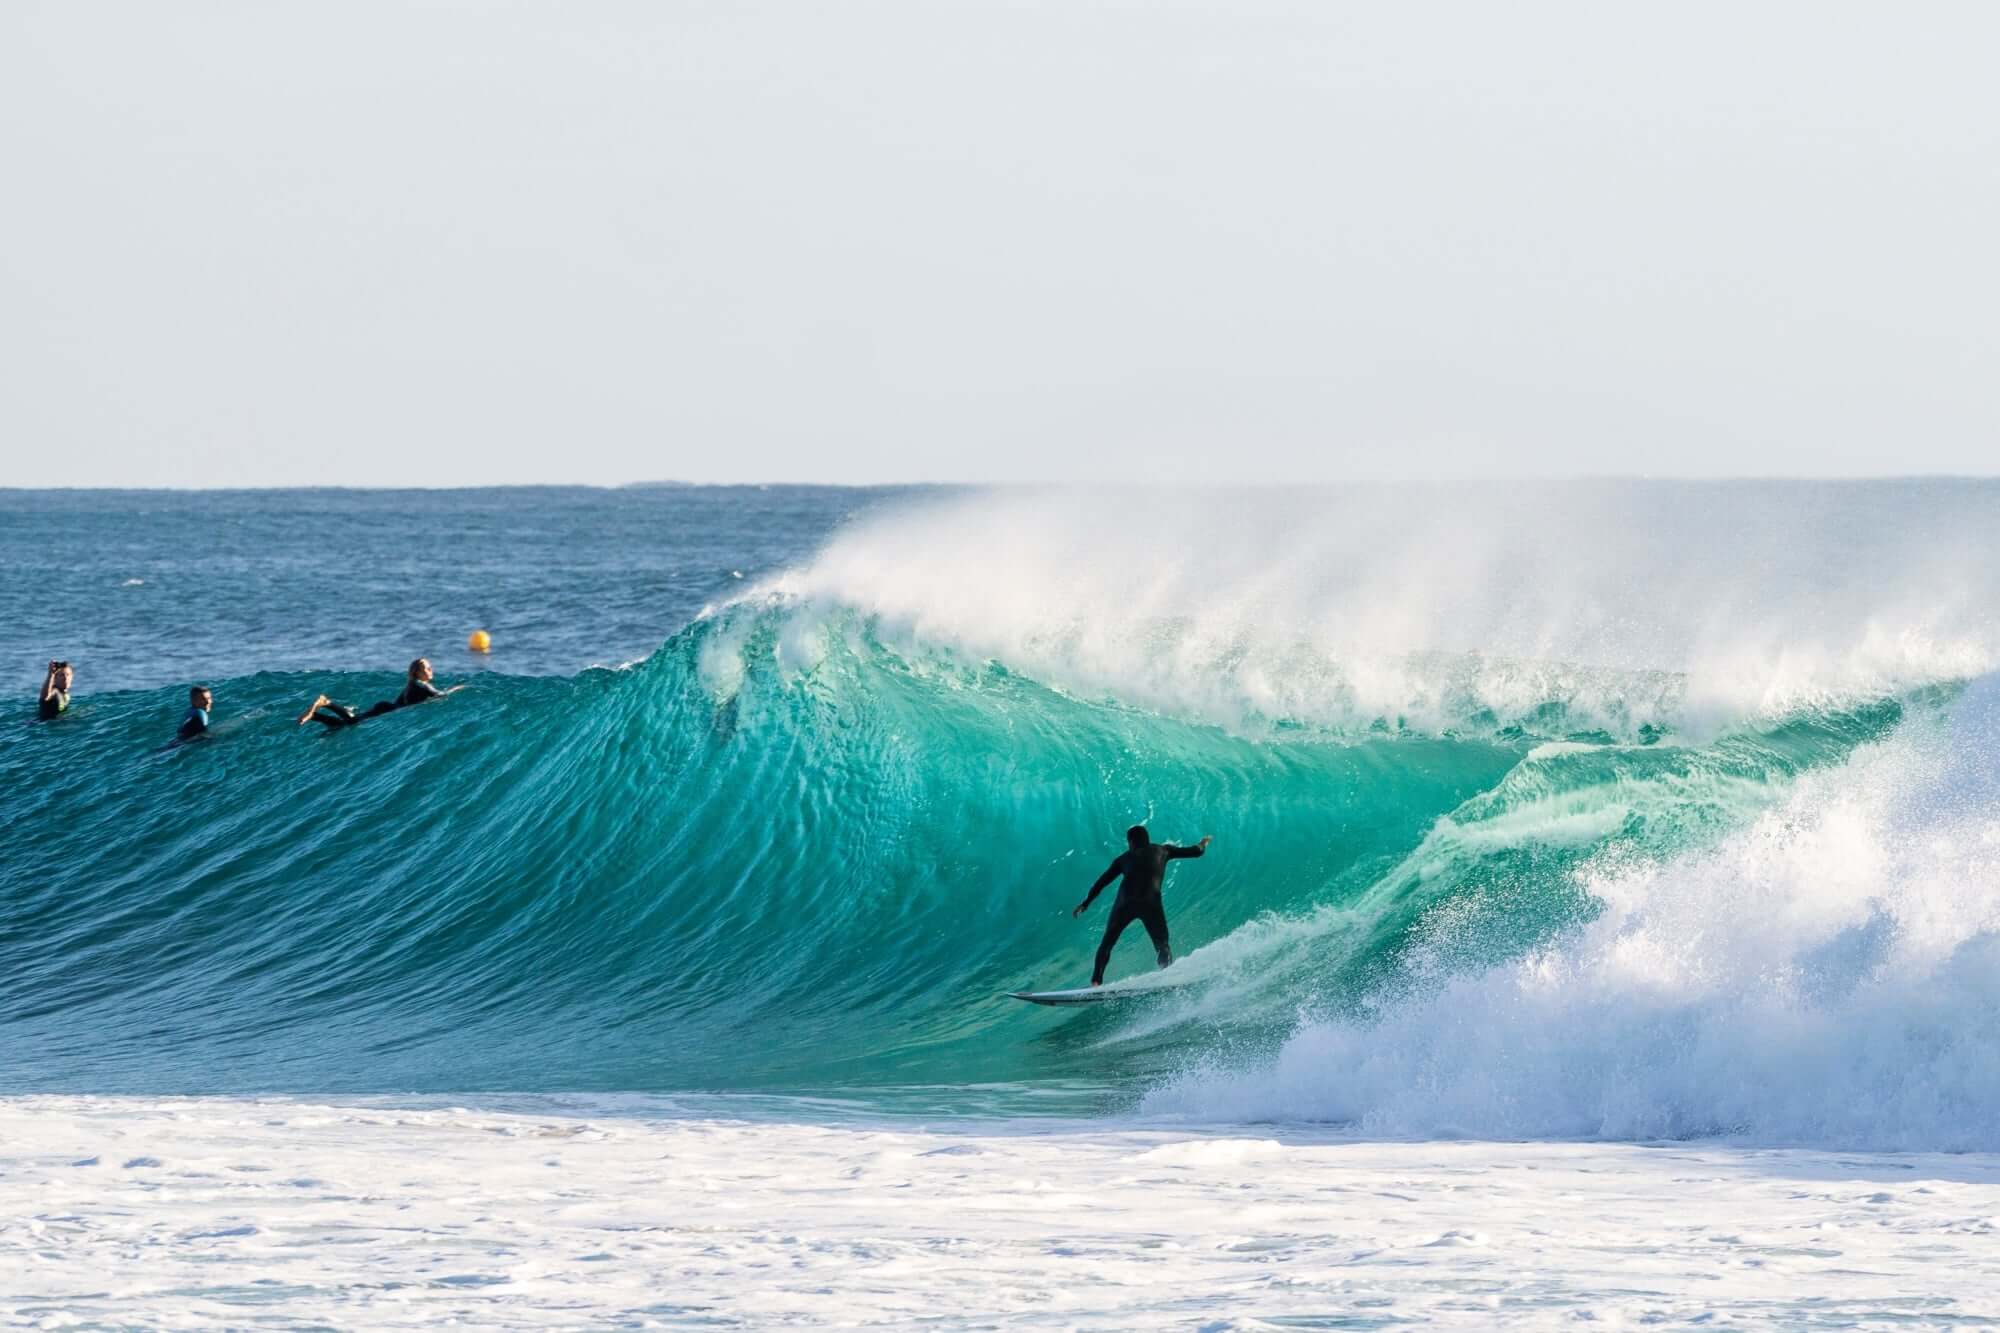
top-left (731, 481), bottom-right (2000, 738)
top-left (1145, 673), bottom-right (2000, 1151)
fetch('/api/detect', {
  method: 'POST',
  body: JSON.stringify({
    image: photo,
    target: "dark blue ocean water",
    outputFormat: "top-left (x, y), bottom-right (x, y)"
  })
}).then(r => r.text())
top-left (1, 486), bottom-right (917, 696)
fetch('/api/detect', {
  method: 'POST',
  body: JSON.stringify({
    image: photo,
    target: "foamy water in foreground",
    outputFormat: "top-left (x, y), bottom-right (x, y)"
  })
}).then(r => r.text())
top-left (7, 1096), bottom-right (2000, 1329)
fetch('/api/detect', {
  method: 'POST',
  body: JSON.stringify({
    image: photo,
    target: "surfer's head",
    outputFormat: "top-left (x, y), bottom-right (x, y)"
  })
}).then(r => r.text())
top-left (408, 658), bottom-right (432, 682)
top-left (190, 686), bottom-right (211, 710)
top-left (1126, 824), bottom-right (1150, 848)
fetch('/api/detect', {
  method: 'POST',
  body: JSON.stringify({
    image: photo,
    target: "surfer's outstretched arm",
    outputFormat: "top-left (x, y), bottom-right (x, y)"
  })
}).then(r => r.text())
top-left (1167, 835), bottom-right (1214, 860)
top-left (1073, 857), bottom-right (1125, 918)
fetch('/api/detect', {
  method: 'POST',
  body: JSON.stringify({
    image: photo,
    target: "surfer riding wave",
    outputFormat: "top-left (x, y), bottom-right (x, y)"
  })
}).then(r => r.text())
top-left (1074, 826), bottom-right (1212, 986)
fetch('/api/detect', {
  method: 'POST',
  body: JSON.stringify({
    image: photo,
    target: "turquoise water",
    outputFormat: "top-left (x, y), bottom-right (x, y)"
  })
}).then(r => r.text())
top-left (5, 483), bottom-right (1996, 1123)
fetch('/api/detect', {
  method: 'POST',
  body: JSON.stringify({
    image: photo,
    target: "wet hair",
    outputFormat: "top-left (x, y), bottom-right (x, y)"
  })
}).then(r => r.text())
top-left (189, 685), bottom-right (209, 703)
top-left (408, 658), bottom-right (429, 679)
top-left (1126, 824), bottom-right (1150, 846)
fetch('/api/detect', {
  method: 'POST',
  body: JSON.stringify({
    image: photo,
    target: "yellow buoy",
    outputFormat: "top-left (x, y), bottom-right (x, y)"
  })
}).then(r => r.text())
top-left (468, 629), bottom-right (492, 653)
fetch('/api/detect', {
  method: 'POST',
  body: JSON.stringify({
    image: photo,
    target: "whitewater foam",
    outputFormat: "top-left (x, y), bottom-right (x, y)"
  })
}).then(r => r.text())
top-left (1147, 675), bottom-right (2000, 1150)
top-left (9, 1095), bottom-right (2000, 1329)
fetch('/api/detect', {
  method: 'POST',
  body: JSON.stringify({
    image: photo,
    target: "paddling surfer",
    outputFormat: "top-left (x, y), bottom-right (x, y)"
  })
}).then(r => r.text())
top-left (1073, 825), bottom-right (1212, 986)
top-left (298, 657), bottom-right (461, 729)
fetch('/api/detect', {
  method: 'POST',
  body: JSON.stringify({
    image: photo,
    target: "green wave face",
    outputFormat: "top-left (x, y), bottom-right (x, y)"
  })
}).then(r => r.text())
top-left (0, 602), bottom-right (1918, 1099)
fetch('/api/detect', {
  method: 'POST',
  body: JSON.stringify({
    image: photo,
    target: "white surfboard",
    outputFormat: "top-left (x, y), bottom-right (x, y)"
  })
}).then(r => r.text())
top-left (1006, 983), bottom-right (1180, 1006)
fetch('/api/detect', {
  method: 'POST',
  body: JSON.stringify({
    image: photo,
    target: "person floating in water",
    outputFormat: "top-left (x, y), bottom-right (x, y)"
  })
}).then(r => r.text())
top-left (1073, 825), bottom-right (1212, 987)
top-left (176, 686), bottom-right (213, 742)
top-left (38, 660), bottom-right (73, 720)
top-left (297, 657), bottom-right (461, 729)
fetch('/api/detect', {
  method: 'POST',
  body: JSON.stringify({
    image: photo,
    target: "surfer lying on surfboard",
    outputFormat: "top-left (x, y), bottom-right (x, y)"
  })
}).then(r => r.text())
top-left (1074, 825), bottom-right (1212, 986)
top-left (297, 658), bottom-right (462, 730)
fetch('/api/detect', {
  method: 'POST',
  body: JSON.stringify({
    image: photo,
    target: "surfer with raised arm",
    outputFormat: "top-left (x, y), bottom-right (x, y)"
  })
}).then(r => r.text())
top-left (1074, 825), bottom-right (1212, 986)
top-left (38, 660), bottom-right (74, 720)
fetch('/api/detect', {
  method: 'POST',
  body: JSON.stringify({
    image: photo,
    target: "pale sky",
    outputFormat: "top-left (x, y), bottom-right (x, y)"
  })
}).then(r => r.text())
top-left (3, 1), bottom-right (1996, 487)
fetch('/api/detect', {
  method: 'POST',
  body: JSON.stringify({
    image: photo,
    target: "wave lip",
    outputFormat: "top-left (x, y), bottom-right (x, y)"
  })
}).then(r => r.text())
top-left (737, 483), bottom-right (2000, 739)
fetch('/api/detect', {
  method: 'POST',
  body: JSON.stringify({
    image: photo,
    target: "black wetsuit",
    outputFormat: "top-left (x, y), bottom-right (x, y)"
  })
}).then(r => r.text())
top-left (1081, 841), bottom-right (1205, 985)
top-left (308, 679), bottom-right (444, 729)
top-left (176, 706), bottom-right (209, 742)
top-left (38, 689), bottom-right (67, 720)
